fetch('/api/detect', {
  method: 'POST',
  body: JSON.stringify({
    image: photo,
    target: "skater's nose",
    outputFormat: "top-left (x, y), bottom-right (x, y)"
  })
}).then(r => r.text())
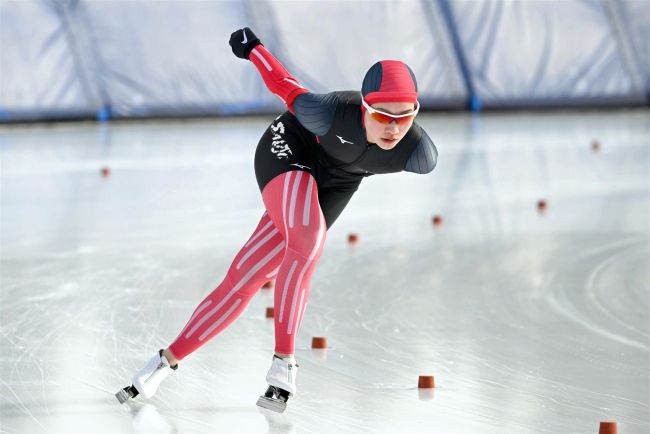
top-left (385, 121), bottom-right (399, 135)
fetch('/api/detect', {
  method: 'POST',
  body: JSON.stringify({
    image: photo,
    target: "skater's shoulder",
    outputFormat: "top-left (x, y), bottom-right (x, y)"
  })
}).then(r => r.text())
top-left (293, 92), bottom-right (346, 136)
top-left (331, 91), bottom-right (361, 105)
top-left (403, 123), bottom-right (437, 174)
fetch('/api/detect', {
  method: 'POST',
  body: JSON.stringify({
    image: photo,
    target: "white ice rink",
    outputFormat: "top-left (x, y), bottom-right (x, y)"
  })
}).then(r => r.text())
top-left (1, 110), bottom-right (649, 434)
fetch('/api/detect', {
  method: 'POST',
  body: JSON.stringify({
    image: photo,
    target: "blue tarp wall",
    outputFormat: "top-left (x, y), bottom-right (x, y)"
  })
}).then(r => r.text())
top-left (0, 0), bottom-right (648, 122)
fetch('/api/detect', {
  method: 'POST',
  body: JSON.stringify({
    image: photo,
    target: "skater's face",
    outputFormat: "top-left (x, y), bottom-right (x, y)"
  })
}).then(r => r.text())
top-left (364, 101), bottom-right (417, 150)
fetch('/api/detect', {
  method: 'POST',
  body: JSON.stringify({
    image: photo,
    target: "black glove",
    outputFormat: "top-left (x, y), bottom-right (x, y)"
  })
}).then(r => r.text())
top-left (229, 27), bottom-right (262, 60)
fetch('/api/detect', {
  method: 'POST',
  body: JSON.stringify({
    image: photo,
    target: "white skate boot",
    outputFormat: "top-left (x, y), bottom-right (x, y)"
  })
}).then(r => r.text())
top-left (115, 349), bottom-right (178, 404)
top-left (256, 355), bottom-right (298, 413)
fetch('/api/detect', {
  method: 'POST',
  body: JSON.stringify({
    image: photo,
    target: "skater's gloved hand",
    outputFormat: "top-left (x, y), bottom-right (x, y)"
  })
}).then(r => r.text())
top-left (229, 27), bottom-right (262, 60)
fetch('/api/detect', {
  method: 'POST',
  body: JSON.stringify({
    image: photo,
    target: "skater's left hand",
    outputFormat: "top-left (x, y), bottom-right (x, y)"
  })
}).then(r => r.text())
top-left (229, 27), bottom-right (262, 60)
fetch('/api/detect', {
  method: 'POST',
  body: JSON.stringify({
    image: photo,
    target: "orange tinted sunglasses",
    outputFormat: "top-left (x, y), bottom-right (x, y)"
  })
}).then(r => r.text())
top-left (361, 95), bottom-right (419, 125)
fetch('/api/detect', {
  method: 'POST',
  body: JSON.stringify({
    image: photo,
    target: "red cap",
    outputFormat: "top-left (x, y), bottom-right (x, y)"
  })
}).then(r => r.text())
top-left (362, 60), bottom-right (418, 105)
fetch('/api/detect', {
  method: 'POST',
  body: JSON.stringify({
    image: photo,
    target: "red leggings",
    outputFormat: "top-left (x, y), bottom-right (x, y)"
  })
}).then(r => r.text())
top-left (168, 171), bottom-right (325, 359)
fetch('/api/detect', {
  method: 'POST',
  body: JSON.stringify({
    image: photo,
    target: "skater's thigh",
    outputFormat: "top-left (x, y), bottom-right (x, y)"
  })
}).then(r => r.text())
top-left (260, 170), bottom-right (325, 254)
top-left (227, 211), bottom-right (286, 289)
top-left (236, 211), bottom-right (285, 260)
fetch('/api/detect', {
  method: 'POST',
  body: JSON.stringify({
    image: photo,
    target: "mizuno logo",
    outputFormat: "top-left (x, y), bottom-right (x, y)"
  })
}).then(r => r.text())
top-left (241, 30), bottom-right (248, 44)
top-left (290, 163), bottom-right (311, 170)
top-left (337, 135), bottom-right (354, 145)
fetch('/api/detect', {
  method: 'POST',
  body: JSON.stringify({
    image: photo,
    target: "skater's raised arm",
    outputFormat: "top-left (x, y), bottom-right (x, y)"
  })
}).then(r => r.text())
top-left (229, 28), bottom-right (340, 137)
top-left (229, 28), bottom-right (309, 114)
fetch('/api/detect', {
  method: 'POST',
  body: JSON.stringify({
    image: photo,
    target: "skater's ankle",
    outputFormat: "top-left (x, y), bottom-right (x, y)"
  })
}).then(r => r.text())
top-left (163, 348), bottom-right (179, 367)
top-left (274, 352), bottom-right (294, 359)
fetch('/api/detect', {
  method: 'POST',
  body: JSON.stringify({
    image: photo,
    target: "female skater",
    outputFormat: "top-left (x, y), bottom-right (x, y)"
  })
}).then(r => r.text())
top-left (116, 27), bottom-right (437, 413)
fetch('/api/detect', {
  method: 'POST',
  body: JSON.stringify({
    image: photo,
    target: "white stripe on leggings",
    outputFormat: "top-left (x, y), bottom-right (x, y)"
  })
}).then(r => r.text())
top-left (236, 227), bottom-right (279, 269)
top-left (287, 288), bottom-right (306, 335)
top-left (296, 299), bottom-right (308, 333)
top-left (289, 171), bottom-right (303, 228)
top-left (282, 172), bottom-right (292, 238)
top-left (278, 260), bottom-right (298, 324)
top-left (245, 217), bottom-right (273, 248)
top-left (309, 212), bottom-right (326, 261)
top-left (303, 176), bottom-right (314, 226)
top-left (265, 266), bottom-right (280, 279)
top-left (185, 241), bottom-right (285, 338)
top-left (175, 299), bottom-right (213, 340)
top-left (286, 284), bottom-right (301, 335)
top-left (285, 212), bottom-right (325, 329)
top-left (285, 212), bottom-right (325, 334)
top-left (198, 298), bottom-right (242, 341)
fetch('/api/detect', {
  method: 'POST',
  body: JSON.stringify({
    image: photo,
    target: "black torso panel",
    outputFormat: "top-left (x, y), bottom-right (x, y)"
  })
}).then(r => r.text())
top-left (293, 91), bottom-right (428, 175)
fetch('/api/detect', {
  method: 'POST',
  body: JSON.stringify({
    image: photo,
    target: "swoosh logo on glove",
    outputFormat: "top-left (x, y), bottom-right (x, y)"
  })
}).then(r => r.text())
top-left (241, 30), bottom-right (248, 44)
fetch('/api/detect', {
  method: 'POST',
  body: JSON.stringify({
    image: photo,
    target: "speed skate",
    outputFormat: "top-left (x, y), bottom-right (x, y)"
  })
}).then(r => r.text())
top-left (115, 349), bottom-right (178, 404)
top-left (256, 385), bottom-right (291, 413)
top-left (256, 355), bottom-right (299, 413)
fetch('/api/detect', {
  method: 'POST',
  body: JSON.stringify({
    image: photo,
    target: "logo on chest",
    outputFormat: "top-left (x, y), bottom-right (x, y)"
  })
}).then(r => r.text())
top-left (269, 121), bottom-right (292, 160)
top-left (336, 135), bottom-right (354, 145)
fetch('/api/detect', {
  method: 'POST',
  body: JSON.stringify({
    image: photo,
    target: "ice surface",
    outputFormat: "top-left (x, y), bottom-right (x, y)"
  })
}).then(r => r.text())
top-left (1, 110), bottom-right (649, 433)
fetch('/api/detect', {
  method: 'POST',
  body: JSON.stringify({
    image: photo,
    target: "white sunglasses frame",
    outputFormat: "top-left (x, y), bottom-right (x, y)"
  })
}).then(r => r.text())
top-left (360, 93), bottom-right (420, 120)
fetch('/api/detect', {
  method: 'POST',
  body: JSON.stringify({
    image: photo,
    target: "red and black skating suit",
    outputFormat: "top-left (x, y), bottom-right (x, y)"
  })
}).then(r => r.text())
top-left (167, 29), bottom-right (437, 360)
top-left (255, 90), bottom-right (438, 227)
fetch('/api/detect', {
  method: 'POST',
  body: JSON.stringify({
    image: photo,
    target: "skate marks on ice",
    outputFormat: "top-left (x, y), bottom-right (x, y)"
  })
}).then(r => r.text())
top-left (1, 111), bottom-right (649, 433)
top-left (299, 229), bottom-right (650, 432)
top-left (544, 236), bottom-right (650, 352)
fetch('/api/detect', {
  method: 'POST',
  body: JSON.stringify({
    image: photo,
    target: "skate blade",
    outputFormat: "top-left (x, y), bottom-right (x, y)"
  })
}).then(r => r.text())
top-left (115, 388), bottom-right (131, 404)
top-left (115, 385), bottom-right (138, 404)
top-left (256, 396), bottom-right (287, 413)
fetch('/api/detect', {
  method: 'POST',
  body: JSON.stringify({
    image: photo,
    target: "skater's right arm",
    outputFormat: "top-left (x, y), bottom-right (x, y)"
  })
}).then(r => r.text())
top-left (229, 28), bottom-right (338, 136)
top-left (229, 28), bottom-right (308, 114)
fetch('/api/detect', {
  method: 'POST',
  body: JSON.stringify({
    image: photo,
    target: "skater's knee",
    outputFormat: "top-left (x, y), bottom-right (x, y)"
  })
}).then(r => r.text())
top-left (223, 269), bottom-right (257, 296)
top-left (226, 236), bottom-right (285, 293)
top-left (284, 219), bottom-right (326, 258)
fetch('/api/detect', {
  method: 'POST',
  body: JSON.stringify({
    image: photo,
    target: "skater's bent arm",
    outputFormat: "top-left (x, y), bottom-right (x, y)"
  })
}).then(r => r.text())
top-left (247, 42), bottom-right (339, 134)
top-left (229, 27), bottom-right (308, 113)
top-left (229, 28), bottom-right (338, 136)
top-left (248, 45), bottom-right (309, 113)
top-left (404, 129), bottom-right (438, 174)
